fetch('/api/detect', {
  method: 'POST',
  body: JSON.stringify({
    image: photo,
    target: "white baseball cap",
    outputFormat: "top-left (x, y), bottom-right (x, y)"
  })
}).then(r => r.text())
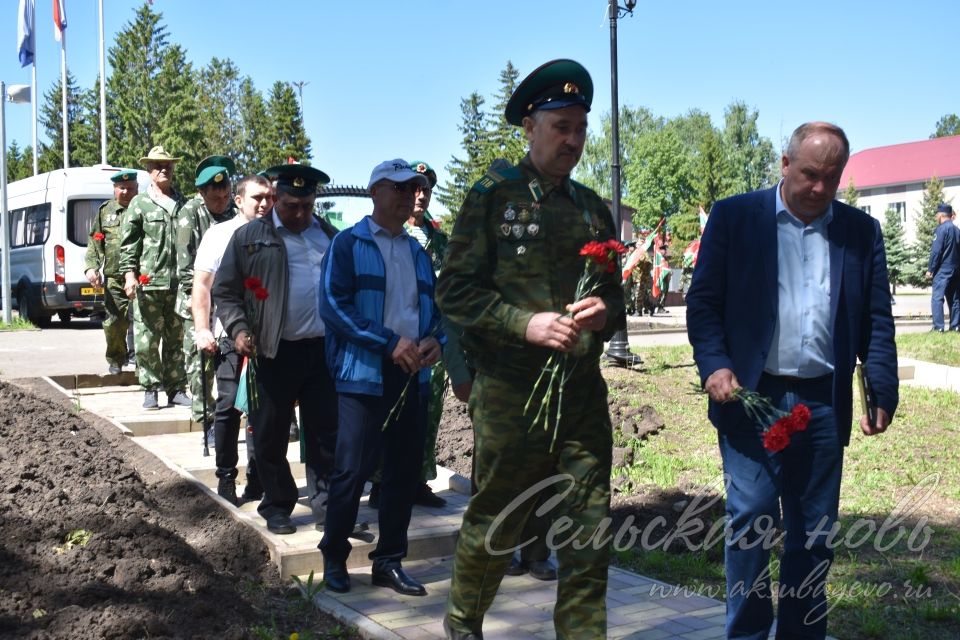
top-left (367, 159), bottom-right (430, 190)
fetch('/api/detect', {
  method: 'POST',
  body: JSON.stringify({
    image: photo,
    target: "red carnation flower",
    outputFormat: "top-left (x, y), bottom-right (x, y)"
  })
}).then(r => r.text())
top-left (763, 423), bottom-right (791, 452)
top-left (92, 232), bottom-right (105, 241)
top-left (138, 274), bottom-right (151, 285)
top-left (253, 287), bottom-right (269, 301)
top-left (244, 276), bottom-right (263, 291)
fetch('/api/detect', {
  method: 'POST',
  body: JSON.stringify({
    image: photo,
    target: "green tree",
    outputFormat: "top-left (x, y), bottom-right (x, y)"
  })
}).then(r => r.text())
top-left (36, 71), bottom-right (99, 170)
top-left (196, 57), bottom-right (244, 163)
top-left (236, 77), bottom-right (270, 176)
top-left (152, 45), bottom-right (204, 189)
top-left (262, 81), bottom-right (311, 167)
top-left (931, 114), bottom-right (960, 138)
top-left (721, 101), bottom-right (777, 193)
top-left (106, 3), bottom-right (171, 168)
top-left (577, 104), bottom-right (662, 201)
top-left (881, 207), bottom-right (908, 294)
top-left (623, 127), bottom-right (695, 234)
top-left (436, 92), bottom-right (487, 217)
top-left (906, 176), bottom-right (947, 286)
top-left (5, 141), bottom-right (32, 182)
top-left (841, 178), bottom-right (859, 209)
top-left (484, 61), bottom-right (525, 164)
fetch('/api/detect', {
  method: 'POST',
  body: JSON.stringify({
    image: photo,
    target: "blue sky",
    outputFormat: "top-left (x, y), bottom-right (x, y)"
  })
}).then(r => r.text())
top-left (5, 0), bottom-right (958, 218)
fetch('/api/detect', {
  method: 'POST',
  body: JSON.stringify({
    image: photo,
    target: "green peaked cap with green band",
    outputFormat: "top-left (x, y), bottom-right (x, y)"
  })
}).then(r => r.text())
top-left (195, 166), bottom-right (230, 188)
top-left (110, 169), bottom-right (138, 183)
top-left (196, 154), bottom-right (237, 177)
top-left (504, 59), bottom-right (593, 126)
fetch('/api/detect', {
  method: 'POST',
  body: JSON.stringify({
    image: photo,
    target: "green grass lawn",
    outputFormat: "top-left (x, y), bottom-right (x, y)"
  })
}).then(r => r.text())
top-left (897, 331), bottom-right (960, 367)
top-left (605, 345), bottom-right (960, 640)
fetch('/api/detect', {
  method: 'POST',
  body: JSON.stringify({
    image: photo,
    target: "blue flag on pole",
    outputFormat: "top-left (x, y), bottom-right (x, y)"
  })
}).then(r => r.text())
top-left (17, 0), bottom-right (35, 67)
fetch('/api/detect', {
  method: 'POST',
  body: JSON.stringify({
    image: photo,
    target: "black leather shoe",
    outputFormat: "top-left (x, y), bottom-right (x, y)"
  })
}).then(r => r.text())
top-left (217, 478), bottom-right (238, 506)
top-left (504, 555), bottom-right (525, 576)
top-left (525, 559), bottom-right (557, 581)
top-left (371, 566), bottom-right (426, 596)
top-left (367, 482), bottom-right (380, 509)
top-left (265, 514), bottom-right (296, 535)
top-left (414, 483), bottom-right (447, 508)
top-left (443, 615), bottom-right (483, 639)
top-left (323, 559), bottom-right (350, 593)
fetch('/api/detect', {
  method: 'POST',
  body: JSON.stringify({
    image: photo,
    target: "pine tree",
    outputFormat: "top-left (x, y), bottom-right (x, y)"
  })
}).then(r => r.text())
top-left (153, 45), bottom-right (204, 189)
top-left (906, 176), bottom-right (946, 286)
top-left (236, 77), bottom-right (270, 176)
top-left (881, 207), bottom-right (908, 294)
top-left (196, 58), bottom-right (244, 162)
top-left (436, 92), bottom-right (487, 218)
top-left (262, 81), bottom-right (311, 167)
top-left (37, 71), bottom-right (94, 171)
top-left (484, 61), bottom-right (525, 165)
top-left (5, 141), bottom-right (32, 182)
top-left (106, 3), bottom-right (170, 168)
top-left (722, 101), bottom-right (777, 193)
top-left (841, 178), bottom-right (859, 209)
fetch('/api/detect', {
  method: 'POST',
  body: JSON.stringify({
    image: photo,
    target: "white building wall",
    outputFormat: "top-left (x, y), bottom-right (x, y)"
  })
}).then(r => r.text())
top-left (851, 179), bottom-right (960, 244)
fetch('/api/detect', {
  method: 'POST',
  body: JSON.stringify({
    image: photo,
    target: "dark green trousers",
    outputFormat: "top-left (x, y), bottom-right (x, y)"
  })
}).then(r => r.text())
top-left (446, 370), bottom-right (613, 639)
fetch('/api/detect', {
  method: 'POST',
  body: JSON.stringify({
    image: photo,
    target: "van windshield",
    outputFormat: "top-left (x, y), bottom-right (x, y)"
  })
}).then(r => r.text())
top-left (68, 199), bottom-right (109, 247)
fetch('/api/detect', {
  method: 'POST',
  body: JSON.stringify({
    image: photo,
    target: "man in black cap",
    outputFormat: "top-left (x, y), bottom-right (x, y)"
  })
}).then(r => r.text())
top-left (437, 60), bottom-right (624, 639)
top-left (926, 203), bottom-right (960, 332)
top-left (213, 163), bottom-right (339, 534)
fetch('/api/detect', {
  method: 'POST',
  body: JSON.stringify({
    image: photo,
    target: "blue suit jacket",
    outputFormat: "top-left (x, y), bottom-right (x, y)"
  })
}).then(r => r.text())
top-left (686, 186), bottom-right (899, 446)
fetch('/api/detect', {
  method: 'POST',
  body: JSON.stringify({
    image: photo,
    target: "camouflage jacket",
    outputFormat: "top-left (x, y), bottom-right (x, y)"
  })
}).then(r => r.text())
top-left (118, 186), bottom-right (185, 290)
top-left (174, 195), bottom-right (237, 318)
top-left (405, 211), bottom-right (449, 273)
top-left (436, 154), bottom-right (625, 384)
top-left (83, 199), bottom-right (126, 278)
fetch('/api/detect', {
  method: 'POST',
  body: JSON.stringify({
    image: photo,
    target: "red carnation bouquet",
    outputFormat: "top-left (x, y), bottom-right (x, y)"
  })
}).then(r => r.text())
top-left (525, 239), bottom-right (626, 449)
top-left (734, 388), bottom-right (811, 452)
top-left (241, 277), bottom-right (269, 410)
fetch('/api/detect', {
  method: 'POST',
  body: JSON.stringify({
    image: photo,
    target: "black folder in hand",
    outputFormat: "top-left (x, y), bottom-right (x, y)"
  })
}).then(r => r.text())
top-left (855, 363), bottom-right (877, 429)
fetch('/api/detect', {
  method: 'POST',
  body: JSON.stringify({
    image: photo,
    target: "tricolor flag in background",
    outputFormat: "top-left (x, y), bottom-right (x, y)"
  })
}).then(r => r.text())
top-left (17, 0), bottom-right (35, 67)
top-left (53, 0), bottom-right (66, 42)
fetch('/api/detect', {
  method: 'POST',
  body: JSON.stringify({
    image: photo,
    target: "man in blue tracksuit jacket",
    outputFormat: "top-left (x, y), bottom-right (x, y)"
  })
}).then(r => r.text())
top-left (318, 159), bottom-right (444, 597)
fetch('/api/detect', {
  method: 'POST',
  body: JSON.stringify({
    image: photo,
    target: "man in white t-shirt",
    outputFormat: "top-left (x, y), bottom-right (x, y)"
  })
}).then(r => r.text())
top-left (193, 175), bottom-right (274, 504)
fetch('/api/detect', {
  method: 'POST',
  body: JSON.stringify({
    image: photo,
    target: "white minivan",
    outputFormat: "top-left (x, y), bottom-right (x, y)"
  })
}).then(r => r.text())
top-left (4, 165), bottom-right (150, 326)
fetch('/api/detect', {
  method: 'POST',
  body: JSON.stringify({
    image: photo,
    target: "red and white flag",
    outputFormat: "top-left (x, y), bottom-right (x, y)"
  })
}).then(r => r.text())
top-left (52, 0), bottom-right (66, 42)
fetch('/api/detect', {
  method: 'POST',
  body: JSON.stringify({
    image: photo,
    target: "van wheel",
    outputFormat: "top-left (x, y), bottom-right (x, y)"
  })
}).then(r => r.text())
top-left (57, 311), bottom-right (72, 324)
top-left (17, 290), bottom-right (50, 328)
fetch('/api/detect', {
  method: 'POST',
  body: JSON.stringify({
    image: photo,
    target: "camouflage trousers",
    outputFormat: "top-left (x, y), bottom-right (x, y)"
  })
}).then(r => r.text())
top-left (101, 277), bottom-right (131, 368)
top-left (133, 288), bottom-right (186, 392)
top-left (371, 361), bottom-right (446, 484)
top-left (446, 371), bottom-right (613, 640)
top-left (182, 316), bottom-right (216, 423)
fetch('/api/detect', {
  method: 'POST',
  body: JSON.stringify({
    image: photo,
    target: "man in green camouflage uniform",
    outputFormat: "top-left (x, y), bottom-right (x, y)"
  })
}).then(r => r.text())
top-left (369, 160), bottom-right (449, 509)
top-left (176, 156), bottom-right (237, 432)
top-left (84, 170), bottom-right (139, 374)
top-left (119, 146), bottom-right (190, 410)
top-left (437, 60), bottom-right (624, 640)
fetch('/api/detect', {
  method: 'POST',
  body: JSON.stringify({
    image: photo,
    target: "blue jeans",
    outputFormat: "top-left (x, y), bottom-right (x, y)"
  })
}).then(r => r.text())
top-left (718, 373), bottom-right (843, 640)
top-left (931, 272), bottom-right (959, 330)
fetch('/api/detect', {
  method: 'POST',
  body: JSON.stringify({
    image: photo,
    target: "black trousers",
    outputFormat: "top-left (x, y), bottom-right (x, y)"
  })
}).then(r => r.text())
top-left (319, 362), bottom-right (426, 570)
top-left (249, 338), bottom-right (338, 520)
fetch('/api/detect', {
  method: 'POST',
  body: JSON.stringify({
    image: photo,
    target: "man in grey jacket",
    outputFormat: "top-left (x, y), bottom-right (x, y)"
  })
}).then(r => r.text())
top-left (213, 164), bottom-right (339, 534)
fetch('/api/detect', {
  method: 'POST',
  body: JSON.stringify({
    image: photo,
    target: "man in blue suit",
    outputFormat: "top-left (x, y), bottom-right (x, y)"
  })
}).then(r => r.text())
top-left (686, 122), bottom-right (899, 639)
top-left (925, 203), bottom-right (960, 332)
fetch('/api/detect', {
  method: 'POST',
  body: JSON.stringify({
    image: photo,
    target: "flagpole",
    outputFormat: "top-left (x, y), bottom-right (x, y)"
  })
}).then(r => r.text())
top-left (98, 0), bottom-right (107, 164)
top-left (60, 25), bottom-right (68, 170)
top-left (30, 0), bottom-right (38, 175)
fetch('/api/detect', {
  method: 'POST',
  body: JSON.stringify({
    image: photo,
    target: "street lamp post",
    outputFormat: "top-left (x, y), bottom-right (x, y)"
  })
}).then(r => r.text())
top-left (1, 82), bottom-right (32, 325)
top-left (604, 0), bottom-right (641, 367)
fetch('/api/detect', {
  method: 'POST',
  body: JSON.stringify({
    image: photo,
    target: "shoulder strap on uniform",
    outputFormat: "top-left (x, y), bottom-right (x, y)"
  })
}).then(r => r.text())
top-left (471, 160), bottom-right (523, 195)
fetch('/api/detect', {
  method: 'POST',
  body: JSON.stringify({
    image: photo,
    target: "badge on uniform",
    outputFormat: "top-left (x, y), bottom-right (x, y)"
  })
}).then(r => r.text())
top-left (511, 224), bottom-right (524, 239)
top-left (517, 245), bottom-right (527, 255)
top-left (500, 223), bottom-right (512, 237)
top-left (526, 223), bottom-right (539, 236)
top-left (504, 207), bottom-right (517, 221)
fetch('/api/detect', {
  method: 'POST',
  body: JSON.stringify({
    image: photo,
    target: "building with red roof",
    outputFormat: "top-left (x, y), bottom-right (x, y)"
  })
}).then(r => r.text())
top-left (840, 135), bottom-right (960, 242)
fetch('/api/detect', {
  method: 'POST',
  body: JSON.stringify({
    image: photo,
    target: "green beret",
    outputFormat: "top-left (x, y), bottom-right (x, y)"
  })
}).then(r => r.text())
top-left (263, 163), bottom-right (331, 196)
top-left (504, 59), bottom-right (593, 126)
top-left (410, 161), bottom-right (437, 188)
top-left (110, 170), bottom-right (138, 183)
top-left (196, 154), bottom-right (237, 177)
top-left (196, 166), bottom-right (230, 188)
